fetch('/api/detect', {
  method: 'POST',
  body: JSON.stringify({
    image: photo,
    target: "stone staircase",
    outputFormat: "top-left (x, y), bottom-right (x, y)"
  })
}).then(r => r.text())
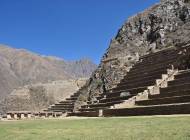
top-left (44, 91), bottom-right (81, 113)
top-left (103, 69), bottom-right (190, 116)
top-left (69, 45), bottom-right (190, 117)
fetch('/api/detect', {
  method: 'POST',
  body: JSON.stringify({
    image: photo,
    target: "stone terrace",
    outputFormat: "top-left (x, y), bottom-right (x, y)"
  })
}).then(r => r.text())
top-left (69, 45), bottom-right (190, 117)
top-left (44, 90), bottom-right (82, 113)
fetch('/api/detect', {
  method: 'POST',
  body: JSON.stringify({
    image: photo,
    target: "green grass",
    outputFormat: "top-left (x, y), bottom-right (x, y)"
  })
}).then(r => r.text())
top-left (0, 116), bottom-right (190, 140)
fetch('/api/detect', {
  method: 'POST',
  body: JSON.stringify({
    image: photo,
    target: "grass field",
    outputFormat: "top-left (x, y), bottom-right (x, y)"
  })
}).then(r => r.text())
top-left (0, 116), bottom-right (190, 140)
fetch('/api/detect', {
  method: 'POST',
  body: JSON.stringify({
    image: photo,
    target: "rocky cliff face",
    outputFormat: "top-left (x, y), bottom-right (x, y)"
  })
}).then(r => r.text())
top-left (75, 0), bottom-right (190, 109)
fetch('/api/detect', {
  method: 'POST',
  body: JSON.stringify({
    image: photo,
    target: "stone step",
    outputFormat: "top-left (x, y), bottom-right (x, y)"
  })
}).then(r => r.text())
top-left (86, 100), bottom-right (101, 105)
top-left (160, 83), bottom-right (190, 93)
top-left (116, 79), bottom-right (156, 90)
top-left (55, 102), bottom-right (74, 106)
top-left (47, 108), bottom-right (66, 112)
top-left (79, 107), bottom-right (108, 112)
top-left (105, 90), bottom-right (136, 99)
top-left (59, 100), bottom-right (76, 103)
top-left (140, 56), bottom-right (175, 66)
top-left (177, 69), bottom-right (190, 75)
top-left (140, 48), bottom-right (177, 62)
top-left (135, 54), bottom-right (178, 68)
top-left (70, 95), bottom-right (80, 98)
top-left (174, 71), bottom-right (190, 79)
top-left (66, 97), bottom-right (78, 101)
top-left (149, 89), bottom-right (190, 99)
top-left (125, 69), bottom-right (168, 81)
top-left (51, 105), bottom-right (74, 108)
top-left (82, 100), bottom-right (124, 108)
top-left (47, 110), bottom-right (64, 113)
top-left (128, 61), bottom-right (171, 75)
top-left (103, 102), bottom-right (190, 117)
top-left (91, 94), bottom-right (132, 105)
top-left (79, 108), bottom-right (95, 112)
top-left (111, 86), bottom-right (147, 97)
top-left (48, 108), bottom-right (73, 111)
top-left (89, 100), bottom-right (124, 108)
top-left (70, 94), bottom-right (80, 98)
top-left (141, 51), bottom-right (178, 63)
top-left (120, 74), bottom-right (162, 85)
top-left (99, 95), bottom-right (133, 103)
top-left (68, 111), bottom-right (99, 117)
top-left (49, 106), bottom-right (73, 110)
top-left (133, 57), bottom-right (177, 70)
top-left (73, 92), bottom-right (81, 95)
top-left (168, 77), bottom-right (190, 86)
top-left (136, 95), bottom-right (190, 106)
top-left (127, 64), bottom-right (170, 76)
top-left (71, 92), bottom-right (81, 97)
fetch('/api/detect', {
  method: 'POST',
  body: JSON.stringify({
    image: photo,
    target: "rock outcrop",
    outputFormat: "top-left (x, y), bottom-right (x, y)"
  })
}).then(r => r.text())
top-left (74, 0), bottom-right (190, 109)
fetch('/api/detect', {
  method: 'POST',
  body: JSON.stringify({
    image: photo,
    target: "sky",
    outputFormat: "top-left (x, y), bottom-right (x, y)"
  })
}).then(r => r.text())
top-left (0, 0), bottom-right (159, 64)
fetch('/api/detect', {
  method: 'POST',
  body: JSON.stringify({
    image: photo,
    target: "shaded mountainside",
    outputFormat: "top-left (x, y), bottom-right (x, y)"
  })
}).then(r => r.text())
top-left (74, 0), bottom-right (190, 109)
top-left (0, 45), bottom-right (96, 101)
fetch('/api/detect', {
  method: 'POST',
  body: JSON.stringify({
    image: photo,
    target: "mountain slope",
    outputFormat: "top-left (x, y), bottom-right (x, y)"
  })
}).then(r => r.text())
top-left (0, 45), bottom-right (97, 100)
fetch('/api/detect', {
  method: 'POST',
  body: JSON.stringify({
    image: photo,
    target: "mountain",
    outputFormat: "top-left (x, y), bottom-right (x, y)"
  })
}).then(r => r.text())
top-left (73, 0), bottom-right (190, 109)
top-left (0, 44), bottom-right (97, 101)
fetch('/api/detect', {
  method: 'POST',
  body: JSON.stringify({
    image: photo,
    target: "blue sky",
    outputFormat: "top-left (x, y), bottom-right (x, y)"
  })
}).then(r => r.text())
top-left (0, 0), bottom-right (159, 64)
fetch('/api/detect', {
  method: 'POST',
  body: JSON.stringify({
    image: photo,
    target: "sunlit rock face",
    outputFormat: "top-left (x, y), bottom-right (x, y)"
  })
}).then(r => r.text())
top-left (75, 0), bottom-right (190, 109)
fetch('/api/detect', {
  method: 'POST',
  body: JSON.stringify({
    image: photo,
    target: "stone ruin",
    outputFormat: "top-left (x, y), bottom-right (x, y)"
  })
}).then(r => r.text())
top-left (5, 0), bottom-right (190, 119)
top-left (6, 43), bottom-right (190, 119)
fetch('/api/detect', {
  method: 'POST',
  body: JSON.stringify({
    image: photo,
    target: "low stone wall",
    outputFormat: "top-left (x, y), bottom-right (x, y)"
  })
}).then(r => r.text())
top-left (6, 111), bottom-right (64, 120)
top-left (102, 103), bottom-right (190, 117)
